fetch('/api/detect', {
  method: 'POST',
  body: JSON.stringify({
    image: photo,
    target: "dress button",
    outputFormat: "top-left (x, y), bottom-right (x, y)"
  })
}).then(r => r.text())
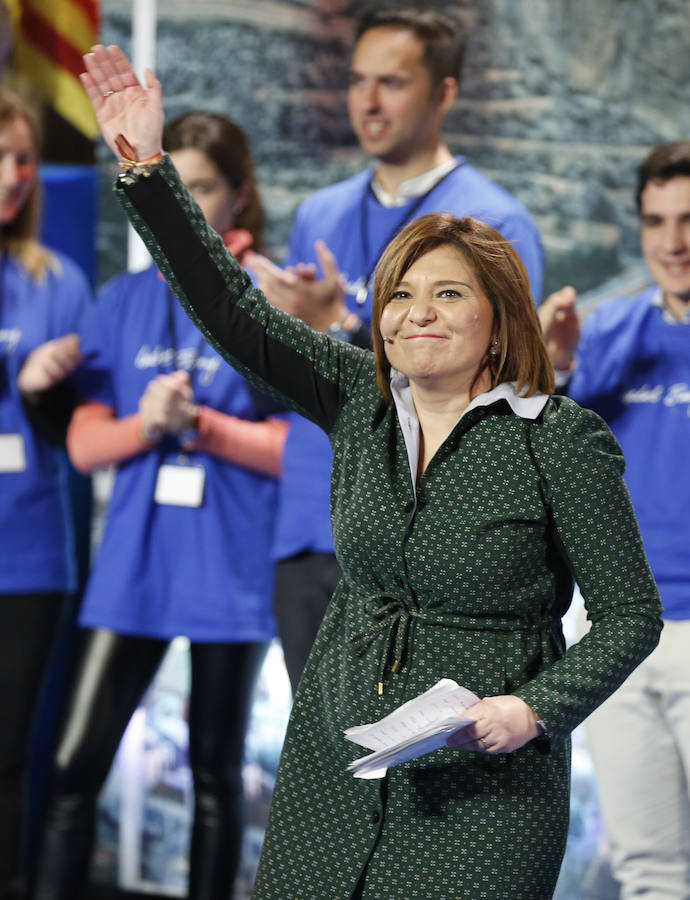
top-left (371, 809), bottom-right (381, 824)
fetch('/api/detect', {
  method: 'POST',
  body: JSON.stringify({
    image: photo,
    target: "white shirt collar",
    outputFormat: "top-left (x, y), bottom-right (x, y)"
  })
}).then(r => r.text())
top-left (390, 372), bottom-right (549, 421)
top-left (389, 373), bottom-right (549, 496)
top-left (370, 158), bottom-right (458, 208)
top-left (651, 286), bottom-right (690, 324)
top-left (456, 381), bottom-right (550, 420)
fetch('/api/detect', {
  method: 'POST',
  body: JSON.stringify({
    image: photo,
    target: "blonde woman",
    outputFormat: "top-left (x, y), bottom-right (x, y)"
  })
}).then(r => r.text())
top-left (0, 86), bottom-right (90, 896)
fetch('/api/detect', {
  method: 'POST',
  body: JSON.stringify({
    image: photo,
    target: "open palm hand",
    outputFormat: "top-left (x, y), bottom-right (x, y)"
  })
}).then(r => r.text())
top-left (81, 44), bottom-right (163, 162)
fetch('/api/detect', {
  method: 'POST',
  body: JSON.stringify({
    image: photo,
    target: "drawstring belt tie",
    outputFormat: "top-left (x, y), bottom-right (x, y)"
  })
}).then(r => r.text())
top-left (348, 592), bottom-right (563, 696)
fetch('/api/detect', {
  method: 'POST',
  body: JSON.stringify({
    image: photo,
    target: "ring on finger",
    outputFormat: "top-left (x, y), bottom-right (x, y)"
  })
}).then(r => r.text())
top-left (479, 738), bottom-right (489, 750)
top-left (103, 90), bottom-right (114, 98)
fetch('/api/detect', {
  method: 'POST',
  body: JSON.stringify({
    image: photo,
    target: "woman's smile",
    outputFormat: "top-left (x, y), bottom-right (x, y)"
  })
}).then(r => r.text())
top-left (379, 244), bottom-right (495, 394)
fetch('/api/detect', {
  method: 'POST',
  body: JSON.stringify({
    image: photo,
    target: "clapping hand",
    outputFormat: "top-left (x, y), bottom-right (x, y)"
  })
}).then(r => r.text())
top-left (247, 239), bottom-right (346, 331)
top-left (138, 370), bottom-right (199, 444)
top-left (17, 334), bottom-right (82, 396)
top-left (538, 285), bottom-right (580, 372)
top-left (81, 44), bottom-right (164, 163)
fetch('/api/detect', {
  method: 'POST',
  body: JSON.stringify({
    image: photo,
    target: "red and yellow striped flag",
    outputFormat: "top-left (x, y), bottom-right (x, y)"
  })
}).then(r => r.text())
top-left (7, 0), bottom-right (100, 138)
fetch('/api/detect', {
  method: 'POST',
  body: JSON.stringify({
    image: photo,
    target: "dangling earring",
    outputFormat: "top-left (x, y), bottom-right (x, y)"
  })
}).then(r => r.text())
top-left (488, 339), bottom-right (500, 359)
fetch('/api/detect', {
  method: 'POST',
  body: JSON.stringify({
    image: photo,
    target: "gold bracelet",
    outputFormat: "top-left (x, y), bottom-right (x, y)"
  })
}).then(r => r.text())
top-left (117, 152), bottom-right (166, 186)
top-left (119, 152), bottom-right (164, 171)
top-left (115, 132), bottom-right (164, 172)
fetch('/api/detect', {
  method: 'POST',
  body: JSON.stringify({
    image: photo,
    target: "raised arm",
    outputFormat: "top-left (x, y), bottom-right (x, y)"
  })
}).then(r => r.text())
top-left (81, 45), bottom-right (371, 436)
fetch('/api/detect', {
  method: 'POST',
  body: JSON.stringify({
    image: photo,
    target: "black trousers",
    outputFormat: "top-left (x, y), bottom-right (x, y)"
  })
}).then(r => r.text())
top-left (32, 628), bottom-right (266, 900)
top-left (272, 551), bottom-right (341, 696)
top-left (0, 593), bottom-right (64, 897)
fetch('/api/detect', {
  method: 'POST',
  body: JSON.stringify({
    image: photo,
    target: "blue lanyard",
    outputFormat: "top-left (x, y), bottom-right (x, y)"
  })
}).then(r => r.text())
top-left (165, 286), bottom-right (208, 454)
top-left (356, 161), bottom-right (464, 306)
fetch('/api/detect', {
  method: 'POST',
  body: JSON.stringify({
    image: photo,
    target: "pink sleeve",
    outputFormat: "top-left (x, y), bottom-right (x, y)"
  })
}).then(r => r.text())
top-left (66, 401), bottom-right (155, 473)
top-left (189, 407), bottom-right (288, 477)
top-left (67, 401), bottom-right (288, 478)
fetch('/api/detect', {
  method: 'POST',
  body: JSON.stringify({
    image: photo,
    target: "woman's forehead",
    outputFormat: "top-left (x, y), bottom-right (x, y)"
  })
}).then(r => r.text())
top-left (397, 243), bottom-right (474, 281)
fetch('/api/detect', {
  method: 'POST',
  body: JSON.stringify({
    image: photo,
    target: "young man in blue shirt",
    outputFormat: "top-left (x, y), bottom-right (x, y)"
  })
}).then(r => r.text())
top-left (540, 141), bottom-right (690, 899)
top-left (250, 6), bottom-right (544, 694)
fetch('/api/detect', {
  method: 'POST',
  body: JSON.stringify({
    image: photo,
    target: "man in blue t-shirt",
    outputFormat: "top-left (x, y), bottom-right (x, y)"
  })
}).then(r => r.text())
top-left (539, 141), bottom-right (690, 899)
top-left (249, 6), bottom-right (544, 695)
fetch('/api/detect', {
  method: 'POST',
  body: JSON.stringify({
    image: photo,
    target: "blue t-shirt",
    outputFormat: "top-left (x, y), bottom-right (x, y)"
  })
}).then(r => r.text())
top-left (273, 159), bottom-right (545, 561)
top-left (0, 252), bottom-right (91, 593)
top-left (569, 286), bottom-right (690, 619)
top-left (76, 265), bottom-right (277, 642)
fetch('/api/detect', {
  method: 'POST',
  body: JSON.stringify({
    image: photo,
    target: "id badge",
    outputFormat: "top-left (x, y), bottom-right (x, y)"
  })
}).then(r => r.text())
top-left (154, 462), bottom-right (205, 507)
top-left (0, 434), bottom-right (27, 472)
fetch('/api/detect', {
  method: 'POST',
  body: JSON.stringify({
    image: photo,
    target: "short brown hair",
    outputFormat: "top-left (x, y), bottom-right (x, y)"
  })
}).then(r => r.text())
top-left (371, 213), bottom-right (554, 401)
top-left (355, 6), bottom-right (466, 88)
top-left (163, 111), bottom-right (264, 253)
top-left (636, 140), bottom-right (690, 211)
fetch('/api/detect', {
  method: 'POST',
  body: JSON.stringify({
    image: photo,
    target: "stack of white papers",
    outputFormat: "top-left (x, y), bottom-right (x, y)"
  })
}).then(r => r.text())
top-left (344, 679), bottom-right (480, 779)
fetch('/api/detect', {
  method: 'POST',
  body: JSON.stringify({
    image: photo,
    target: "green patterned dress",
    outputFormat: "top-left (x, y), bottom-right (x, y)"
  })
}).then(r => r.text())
top-left (118, 157), bottom-right (662, 900)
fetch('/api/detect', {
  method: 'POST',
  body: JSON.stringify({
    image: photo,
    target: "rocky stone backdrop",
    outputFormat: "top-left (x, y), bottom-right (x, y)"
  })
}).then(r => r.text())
top-left (97, 0), bottom-right (690, 301)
